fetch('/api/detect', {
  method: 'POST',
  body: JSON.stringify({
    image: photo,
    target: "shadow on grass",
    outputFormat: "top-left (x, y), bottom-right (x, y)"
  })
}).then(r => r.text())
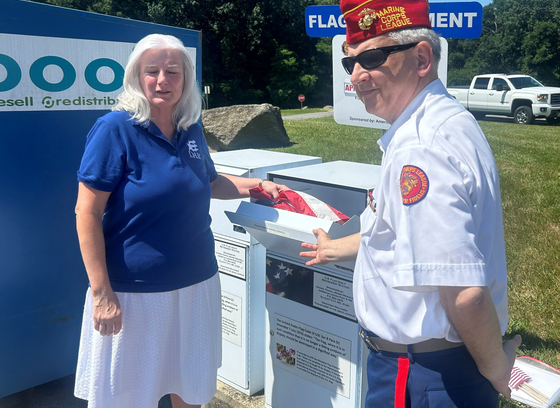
top-left (505, 329), bottom-right (560, 356)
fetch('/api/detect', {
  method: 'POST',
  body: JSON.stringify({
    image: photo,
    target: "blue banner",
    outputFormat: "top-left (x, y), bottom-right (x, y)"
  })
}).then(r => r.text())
top-left (305, 2), bottom-right (483, 39)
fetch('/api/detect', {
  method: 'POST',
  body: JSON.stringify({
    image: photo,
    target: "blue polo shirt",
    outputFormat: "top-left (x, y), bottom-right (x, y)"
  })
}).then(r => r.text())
top-left (78, 110), bottom-right (218, 293)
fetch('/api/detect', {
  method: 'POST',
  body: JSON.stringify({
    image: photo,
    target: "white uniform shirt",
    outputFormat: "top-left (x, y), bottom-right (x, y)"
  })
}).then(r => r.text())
top-left (354, 79), bottom-right (508, 344)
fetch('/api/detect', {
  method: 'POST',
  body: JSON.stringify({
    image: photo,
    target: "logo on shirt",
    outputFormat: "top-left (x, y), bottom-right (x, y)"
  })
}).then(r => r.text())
top-left (400, 165), bottom-right (429, 205)
top-left (187, 140), bottom-right (202, 160)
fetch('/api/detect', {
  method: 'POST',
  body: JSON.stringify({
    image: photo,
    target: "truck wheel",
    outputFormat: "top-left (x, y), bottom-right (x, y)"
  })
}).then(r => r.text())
top-left (513, 106), bottom-right (534, 124)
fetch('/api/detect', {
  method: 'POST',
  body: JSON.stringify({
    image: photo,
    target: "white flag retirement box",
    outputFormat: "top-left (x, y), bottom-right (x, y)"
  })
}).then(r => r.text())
top-left (210, 149), bottom-right (321, 395)
top-left (225, 161), bottom-right (381, 408)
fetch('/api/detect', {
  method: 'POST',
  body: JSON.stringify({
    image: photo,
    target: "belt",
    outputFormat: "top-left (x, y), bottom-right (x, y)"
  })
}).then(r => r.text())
top-left (359, 329), bottom-right (463, 354)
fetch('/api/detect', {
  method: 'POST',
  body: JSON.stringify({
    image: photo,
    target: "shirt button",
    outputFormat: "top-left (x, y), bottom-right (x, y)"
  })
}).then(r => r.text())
top-left (173, 149), bottom-right (177, 154)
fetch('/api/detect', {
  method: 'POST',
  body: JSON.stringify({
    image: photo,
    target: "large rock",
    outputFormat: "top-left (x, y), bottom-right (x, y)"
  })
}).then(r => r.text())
top-left (202, 104), bottom-right (290, 151)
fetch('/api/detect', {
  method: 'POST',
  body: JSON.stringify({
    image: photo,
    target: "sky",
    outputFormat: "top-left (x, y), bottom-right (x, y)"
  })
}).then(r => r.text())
top-left (431, 0), bottom-right (493, 6)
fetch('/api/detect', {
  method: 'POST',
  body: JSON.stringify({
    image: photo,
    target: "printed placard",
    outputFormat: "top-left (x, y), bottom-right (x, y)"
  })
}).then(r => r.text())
top-left (273, 314), bottom-right (352, 398)
top-left (221, 291), bottom-right (242, 347)
top-left (215, 239), bottom-right (246, 280)
top-left (313, 272), bottom-right (356, 320)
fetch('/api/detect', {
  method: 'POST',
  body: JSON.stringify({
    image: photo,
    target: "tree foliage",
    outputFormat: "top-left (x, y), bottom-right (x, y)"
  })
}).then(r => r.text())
top-left (447, 0), bottom-right (560, 86)
top-left (31, 0), bottom-right (560, 105)
top-left (34, 0), bottom-right (334, 108)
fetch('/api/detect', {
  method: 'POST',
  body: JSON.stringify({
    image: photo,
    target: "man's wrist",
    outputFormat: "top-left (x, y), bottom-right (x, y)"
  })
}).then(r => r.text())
top-left (259, 178), bottom-right (266, 187)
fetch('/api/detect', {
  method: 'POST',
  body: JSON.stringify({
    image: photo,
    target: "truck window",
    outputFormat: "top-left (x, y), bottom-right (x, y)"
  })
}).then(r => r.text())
top-left (474, 78), bottom-right (490, 90)
top-left (492, 78), bottom-right (509, 90)
top-left (508, 76), bottom-right (543, 89)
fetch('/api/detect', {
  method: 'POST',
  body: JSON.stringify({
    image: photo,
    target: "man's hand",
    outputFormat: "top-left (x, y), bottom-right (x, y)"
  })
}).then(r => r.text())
top-left (300, 231), bottom-right (360, 266)
top-left (300, 228), bottom-right (332, 266)
top-left (483, 335), bottom-right (522, 398)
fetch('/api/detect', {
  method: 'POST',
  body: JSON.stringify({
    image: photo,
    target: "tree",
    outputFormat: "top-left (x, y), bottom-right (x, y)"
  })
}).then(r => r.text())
top-left (521, 21), bottom-right (560, 86)
top-left (32, 0), bottom-right (334, 108)
top-left (447, 0), bottom-right (560, 86)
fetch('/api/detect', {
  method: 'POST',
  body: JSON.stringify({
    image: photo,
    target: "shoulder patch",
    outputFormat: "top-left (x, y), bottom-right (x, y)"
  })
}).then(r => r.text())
top-left (400, 165), bottom-right (429, 205)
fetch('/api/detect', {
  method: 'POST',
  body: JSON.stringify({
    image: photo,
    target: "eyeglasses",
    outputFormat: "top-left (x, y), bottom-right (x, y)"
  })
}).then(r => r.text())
top-left (341, 43), bottom-right (419, 75)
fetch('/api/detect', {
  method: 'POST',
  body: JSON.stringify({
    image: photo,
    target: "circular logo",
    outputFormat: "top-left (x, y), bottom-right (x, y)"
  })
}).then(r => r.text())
top-left (400, 165), bottom-right (429, 205)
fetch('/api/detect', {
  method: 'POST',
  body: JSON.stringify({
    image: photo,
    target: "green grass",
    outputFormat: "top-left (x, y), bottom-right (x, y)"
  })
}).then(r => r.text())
top-left (270, 116), bottom-right (385, 164)
top-left (268, 116), bottom-right (560, 407)
top-left (281, 108), bottom-right (332, 116)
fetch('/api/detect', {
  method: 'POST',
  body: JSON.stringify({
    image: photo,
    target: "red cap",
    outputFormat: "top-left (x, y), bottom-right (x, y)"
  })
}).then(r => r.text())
top-left (340, 0), bottom-right (432, 45)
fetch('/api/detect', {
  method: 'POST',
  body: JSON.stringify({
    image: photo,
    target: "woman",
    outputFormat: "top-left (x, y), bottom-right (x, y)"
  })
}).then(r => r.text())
top-left (74, 33), bottom-right (286, 408)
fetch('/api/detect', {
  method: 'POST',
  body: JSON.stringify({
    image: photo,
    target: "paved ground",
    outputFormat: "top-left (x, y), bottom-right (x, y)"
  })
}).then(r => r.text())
top-left (0, 375), bottom-right (263, 408)
top-left (282, 110), bottom-right (333, 120)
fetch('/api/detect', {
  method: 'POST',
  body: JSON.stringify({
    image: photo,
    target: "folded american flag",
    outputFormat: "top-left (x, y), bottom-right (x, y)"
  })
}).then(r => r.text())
top-left (250, 187), bottom-right (350, 225)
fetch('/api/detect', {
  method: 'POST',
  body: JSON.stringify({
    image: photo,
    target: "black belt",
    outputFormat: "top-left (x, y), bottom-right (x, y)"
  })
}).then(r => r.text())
top-left (360, 329), bottom-right (463, 354)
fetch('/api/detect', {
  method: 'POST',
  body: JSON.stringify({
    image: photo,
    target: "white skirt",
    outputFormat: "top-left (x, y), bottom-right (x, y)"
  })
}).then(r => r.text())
top-left (74, 273), bottom-right (222, 408)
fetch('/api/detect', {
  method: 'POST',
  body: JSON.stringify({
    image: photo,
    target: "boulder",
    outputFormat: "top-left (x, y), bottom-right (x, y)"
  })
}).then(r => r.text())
top-left (202, 104), bottom-right (290, 151)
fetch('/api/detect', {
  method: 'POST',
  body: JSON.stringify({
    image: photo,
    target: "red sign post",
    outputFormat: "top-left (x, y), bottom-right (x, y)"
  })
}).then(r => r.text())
top-left (298, 94), bottom-right (305, 109)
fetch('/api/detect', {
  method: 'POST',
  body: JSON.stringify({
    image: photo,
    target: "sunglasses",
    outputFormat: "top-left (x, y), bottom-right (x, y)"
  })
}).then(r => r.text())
top-left (341, 43), bottom-right (419, 75)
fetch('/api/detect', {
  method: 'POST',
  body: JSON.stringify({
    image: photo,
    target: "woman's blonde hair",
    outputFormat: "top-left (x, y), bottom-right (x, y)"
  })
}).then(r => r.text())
top-left (113, 33), bottom-right (201, 130)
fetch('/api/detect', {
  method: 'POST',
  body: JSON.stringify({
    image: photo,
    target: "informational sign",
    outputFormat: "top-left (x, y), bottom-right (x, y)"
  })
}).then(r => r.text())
top-left (215, 238), bottom-right (247, 280)
top-left (313, 272), bottom-right (355, 320)
top-left (273, 314), bottom-right (352, 398)
top-left (0, 33), bottom-right (196, 112)
top-left (429, 2), bottom-right (483, 39)
top-left (306, 2), bottom-right (483, 39)
top-left (332, 35), bottom-right (448, 129)
top-left (222, 291), bottom-right (243, 347)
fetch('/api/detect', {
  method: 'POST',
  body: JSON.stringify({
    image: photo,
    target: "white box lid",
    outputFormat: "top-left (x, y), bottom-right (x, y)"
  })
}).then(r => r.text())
top-left (225, 201), bottom-right (359, 273)
top-left (211, 149), bottom-right (321, 172)
top-left (269, 160), bottom-right (381, 191)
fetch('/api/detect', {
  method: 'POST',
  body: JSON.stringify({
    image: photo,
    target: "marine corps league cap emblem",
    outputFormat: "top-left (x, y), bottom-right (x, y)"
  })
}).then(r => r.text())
top-left (358, 8), bottom-right (378, 30)
top-left (400, 165), bottom-right (429, 205)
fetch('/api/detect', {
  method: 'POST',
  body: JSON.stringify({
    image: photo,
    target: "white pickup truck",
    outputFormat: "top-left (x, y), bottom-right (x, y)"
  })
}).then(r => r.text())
top-left (447, 74), bottom-right (560, 124)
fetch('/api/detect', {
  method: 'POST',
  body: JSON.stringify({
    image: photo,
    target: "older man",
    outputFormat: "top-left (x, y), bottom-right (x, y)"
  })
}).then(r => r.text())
top-left (300, 0), bottom-right (521, 406)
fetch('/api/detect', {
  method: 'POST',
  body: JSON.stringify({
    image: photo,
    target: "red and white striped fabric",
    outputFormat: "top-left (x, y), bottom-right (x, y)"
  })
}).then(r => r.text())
top-left (250, 187), bottom-right (350, 225)
top-left (509, 367), bottom-right (531, 389)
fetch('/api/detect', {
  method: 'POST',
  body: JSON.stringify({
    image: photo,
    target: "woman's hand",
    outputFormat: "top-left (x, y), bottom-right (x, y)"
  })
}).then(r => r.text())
top-left (91, 287), bottom-right (122, 336)
top-left (211, 174), bottom-right (288, 200)
top-left (259, 179), bottom-right (289, 201)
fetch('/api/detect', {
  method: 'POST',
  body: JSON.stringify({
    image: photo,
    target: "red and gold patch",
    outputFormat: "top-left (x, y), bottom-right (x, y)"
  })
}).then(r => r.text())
top-left (400, 165), bottom-right (428, 205)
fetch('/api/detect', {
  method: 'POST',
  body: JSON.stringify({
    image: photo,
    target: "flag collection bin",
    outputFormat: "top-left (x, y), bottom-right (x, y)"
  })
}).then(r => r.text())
top-left (209, 149), bottom-right (321, 395)
top-left (225, 161), bottom-right (381, 408)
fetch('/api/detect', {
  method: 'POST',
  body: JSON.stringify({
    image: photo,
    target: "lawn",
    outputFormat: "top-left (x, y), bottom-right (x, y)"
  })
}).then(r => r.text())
top-left (271, 114), bottom-right (560, 407)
